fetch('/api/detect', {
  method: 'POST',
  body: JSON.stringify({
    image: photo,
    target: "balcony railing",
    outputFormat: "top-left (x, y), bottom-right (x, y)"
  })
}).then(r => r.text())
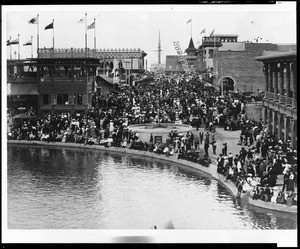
top-left (286, 97), bottom-right (293, 106)
top-left (280, 94), bottom-right (286, 104)
top-left (293, 97), bottom-right (297, 108)
top-left (40, 75), bottom-right (91, 82)
top-left (265, 91), bottom-right (297, 108)
top-left (74, 76), bottom-right (86, 81)
top-left (7, 76), bottom-right (37, 83)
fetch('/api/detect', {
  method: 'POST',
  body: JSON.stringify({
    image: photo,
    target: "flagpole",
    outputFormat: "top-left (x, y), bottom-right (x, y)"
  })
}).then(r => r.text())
top-left (18, 34), bottom-right (20, 60)
top-left (10, 36), bottom-right (12, 59)
top-left (94, 18), bottom-right (96, 54)
top-left (31, 36), bottom-right (33, 58)
top-left (52, 19), bottom-right (54, 49)
top-left (191, 19), bottom-right (192, 38)
top-left (85, 13), bottom-right (87, 56)
top-left (37, 14), bottom-right (39, 57)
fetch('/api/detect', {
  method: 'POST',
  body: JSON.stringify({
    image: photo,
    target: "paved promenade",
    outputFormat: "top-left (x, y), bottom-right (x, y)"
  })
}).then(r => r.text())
top-left (196, 127), bottom-right (241, 164)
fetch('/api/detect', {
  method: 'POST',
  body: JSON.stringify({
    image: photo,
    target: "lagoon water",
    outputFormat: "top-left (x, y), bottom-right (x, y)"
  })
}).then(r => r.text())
top-left (7, 144), bottom-right (297, 229)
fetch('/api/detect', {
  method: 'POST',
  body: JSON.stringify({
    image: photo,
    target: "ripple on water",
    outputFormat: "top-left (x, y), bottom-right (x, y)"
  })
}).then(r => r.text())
top-left (6, 145), bottom-right (298, 229)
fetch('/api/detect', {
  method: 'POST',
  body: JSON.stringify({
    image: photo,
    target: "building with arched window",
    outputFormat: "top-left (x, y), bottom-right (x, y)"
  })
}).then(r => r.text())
top-left (199, 33), bottom-right (296, 93)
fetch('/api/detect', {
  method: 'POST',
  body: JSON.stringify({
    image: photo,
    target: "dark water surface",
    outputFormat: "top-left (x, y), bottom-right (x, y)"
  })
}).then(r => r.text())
top-left (7, 144), bottom-right (297, 229)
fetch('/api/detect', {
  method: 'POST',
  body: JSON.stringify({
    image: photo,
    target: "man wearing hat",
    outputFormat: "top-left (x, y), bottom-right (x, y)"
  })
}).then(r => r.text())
top-left (222, 143), bottom-right (227, 156)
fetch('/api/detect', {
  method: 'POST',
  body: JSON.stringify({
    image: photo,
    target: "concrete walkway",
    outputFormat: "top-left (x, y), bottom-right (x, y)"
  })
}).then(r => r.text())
top-left (192, 127), bottom-right (243, 164)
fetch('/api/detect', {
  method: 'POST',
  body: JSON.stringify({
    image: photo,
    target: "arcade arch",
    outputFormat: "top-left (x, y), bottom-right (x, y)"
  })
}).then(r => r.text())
top-left (218, 76), bottom-right (236, 94)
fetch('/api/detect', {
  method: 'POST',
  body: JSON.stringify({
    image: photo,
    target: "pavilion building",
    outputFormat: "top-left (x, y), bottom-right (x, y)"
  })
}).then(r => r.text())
top-left (7, 47), bottom-right (147, 115)
top-left (255, 51), bottom-right (297, 149)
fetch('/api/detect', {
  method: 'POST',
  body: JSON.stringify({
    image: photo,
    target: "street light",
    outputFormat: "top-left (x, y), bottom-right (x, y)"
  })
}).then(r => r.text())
top-left (220, 62), bottom-right (224, 97)
top-left (124, 61), bottom-right (130, 85)
top-left (129, 56), bottom-right (134, 86)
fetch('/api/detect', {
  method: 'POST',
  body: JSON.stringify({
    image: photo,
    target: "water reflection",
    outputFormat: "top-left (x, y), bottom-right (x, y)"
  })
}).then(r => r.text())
top-left (7, 144), bottom-right (297, 229)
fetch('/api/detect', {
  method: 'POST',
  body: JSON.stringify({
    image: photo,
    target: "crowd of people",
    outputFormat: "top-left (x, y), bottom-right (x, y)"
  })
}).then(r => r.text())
top-left (7, 70), bottom-right (297, 208)
top-left (216, 119), bottom-right (297, 206)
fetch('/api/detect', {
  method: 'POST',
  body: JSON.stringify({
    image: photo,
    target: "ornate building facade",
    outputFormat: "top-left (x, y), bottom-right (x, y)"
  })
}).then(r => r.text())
top-left (255, 51), bottom-right (297, 149)
top-left (7, 47), bottom-right (147, 114)
top-left (38, 47), bottom-right (147, 74)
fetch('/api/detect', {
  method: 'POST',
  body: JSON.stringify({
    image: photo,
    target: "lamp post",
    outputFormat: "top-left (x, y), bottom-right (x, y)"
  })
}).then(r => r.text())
top-left (129, 56), bottom-right (134, 86)
top-left (220, 62), bottom-right (224, 97)
top-left (124, 61), bottom-right (130, 85)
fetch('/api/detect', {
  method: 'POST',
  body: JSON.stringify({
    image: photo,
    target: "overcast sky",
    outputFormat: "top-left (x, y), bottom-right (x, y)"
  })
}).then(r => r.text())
top-left (3, 3), bottom-right (297, 66)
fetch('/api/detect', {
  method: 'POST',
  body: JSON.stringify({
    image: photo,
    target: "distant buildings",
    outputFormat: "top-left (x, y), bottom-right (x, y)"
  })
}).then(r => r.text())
top-left (150, 63), bottom-right (166, 73)
top-left (165, 55), bottom-right (184, 73)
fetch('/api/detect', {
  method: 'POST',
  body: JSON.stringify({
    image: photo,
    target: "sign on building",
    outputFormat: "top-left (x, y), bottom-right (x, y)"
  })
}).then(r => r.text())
top-left (173, 41), bottom-right (190, 73)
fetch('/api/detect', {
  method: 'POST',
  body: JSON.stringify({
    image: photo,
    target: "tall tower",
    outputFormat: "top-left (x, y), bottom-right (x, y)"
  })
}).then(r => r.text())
top-left (158, 30), bottom-right (161, 64)
top-left (185, 37), bottom-right (198, 72)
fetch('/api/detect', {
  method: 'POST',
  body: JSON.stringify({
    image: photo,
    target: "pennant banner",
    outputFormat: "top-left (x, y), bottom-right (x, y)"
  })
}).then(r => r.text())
top-left (45, 22), bottom-right (54, 30)
top-left (87, 21), bottom-right (95, 29)
top-left (23, 39), bottom-right (32, 46)
top-left (186, 19), bottom-right (191, 24)
top-left (8, 38), bottom-right (19, 45)
top-left (28, 16), bottom-right (38, 24)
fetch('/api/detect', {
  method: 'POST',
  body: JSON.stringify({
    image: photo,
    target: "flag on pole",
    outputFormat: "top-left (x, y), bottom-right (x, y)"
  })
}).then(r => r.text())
top-left (186, 19), bottom-right (192, 24)
top-left (28, 16), bottom-right (38, 24)
top-left (23, 39), bottom-right (32, 46)
top-left (200, 29), bottom-right (206, 34)
top-left (87, 21), bottom-right (95, 29)
top-left (78, 18), bottom-right (84, 24)
top-left (44, 21), bottom-right (54, 30)
top-left (8, 37), bottom-right (19, 45)
top-left (210, 29), bottom-right (214, 37)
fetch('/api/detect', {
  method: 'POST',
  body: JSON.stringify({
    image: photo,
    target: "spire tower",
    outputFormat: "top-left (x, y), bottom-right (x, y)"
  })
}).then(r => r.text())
top-left (158, 30), bottom-right (161, 64)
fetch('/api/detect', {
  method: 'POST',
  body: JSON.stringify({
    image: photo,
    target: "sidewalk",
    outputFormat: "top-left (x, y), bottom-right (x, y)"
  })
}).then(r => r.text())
top-left (194, 127), bottom-right (242, 163)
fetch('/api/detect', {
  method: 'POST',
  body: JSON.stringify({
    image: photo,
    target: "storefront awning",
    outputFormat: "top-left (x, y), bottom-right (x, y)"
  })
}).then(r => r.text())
top-left (7, 83), bottom-right (39, 95)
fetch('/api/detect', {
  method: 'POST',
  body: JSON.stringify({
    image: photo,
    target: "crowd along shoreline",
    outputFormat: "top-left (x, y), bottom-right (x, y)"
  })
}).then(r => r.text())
top-left (7, 140), bottom-right (297, 214)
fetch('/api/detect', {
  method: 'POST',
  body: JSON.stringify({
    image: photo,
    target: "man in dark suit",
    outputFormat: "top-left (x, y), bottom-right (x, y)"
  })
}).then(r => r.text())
top-left (199, 130), bottom-right (204, 144)
top-left (204, 137), bottom-right (210, 156)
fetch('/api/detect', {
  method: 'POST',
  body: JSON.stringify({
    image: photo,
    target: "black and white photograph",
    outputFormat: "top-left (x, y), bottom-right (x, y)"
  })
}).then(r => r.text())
top-left (2, 2), bottom-right (297, 245)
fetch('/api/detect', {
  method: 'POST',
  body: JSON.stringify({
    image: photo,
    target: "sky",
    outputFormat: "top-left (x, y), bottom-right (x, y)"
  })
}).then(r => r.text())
top-left (3, 3), bottom-right (297, 67)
